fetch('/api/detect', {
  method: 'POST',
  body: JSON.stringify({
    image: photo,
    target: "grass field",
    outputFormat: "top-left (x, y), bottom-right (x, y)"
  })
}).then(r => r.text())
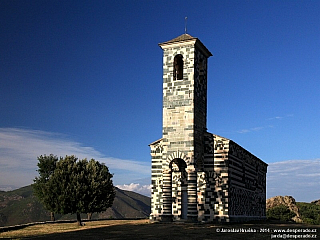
top-left (0, 219), bottom-right (319, 240)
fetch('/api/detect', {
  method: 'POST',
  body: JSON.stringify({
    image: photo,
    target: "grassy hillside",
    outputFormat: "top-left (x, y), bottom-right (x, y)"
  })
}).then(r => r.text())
top-left (0, 185), bottom-right (150, 227)
top-left (0, 186), bottom-right (48, 226)
top-left (296, 202), bottom-right (320, 225)
top-left (99, 188), bottom-right (150, 219)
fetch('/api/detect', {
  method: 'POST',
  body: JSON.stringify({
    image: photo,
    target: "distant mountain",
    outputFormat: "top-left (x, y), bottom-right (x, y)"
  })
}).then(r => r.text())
top-left (0, 185), bottom-right (150, 227)
top-left (0, 185), bottom-right (17, 192)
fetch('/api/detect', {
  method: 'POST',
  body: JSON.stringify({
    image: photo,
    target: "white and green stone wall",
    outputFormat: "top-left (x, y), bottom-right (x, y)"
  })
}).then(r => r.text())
top-left (149, 34), bottom-right (267, 223)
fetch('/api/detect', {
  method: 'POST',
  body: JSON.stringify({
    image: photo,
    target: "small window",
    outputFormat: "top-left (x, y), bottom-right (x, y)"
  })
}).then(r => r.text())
top-left (173, 54), bottom-right (183, 80)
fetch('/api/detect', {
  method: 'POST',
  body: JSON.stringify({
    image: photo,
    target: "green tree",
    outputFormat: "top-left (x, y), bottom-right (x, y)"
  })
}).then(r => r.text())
top-left (267, 205), bottom-right (296, 222)
top-left (33, 155), bottom-right (115, 226)
top-left (84, 159), bottom-right (115, 219)
top-left (32, 154), bottom-right (59, 221)
top-left (296, 202), bottom-right (320, 225)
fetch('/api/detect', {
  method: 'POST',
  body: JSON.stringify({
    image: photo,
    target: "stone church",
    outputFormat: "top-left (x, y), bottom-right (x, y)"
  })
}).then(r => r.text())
top-left (149, 34), bottom-right (268, 222)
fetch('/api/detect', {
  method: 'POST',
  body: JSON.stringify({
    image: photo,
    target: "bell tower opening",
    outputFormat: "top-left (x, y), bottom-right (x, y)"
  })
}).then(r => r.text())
top-left (173, 54), bottom-right (183, 80)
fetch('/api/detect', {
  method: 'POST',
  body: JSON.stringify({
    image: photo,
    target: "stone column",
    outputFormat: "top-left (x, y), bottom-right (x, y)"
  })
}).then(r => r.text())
top-left (187, 169), bottom-right (198, 222)
top-left (161, 169), bottom-right (172, 222)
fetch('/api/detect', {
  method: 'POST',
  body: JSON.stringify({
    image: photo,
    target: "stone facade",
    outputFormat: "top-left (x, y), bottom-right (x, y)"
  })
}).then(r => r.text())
top-left (150, 34), bottom-right (268, 222)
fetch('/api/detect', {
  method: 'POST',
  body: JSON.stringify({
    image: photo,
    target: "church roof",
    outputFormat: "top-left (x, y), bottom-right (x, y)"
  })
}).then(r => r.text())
top-left (212, 133), bottom-right (230, 141)
top-left (149, 138), bottom-right (162, 146)
top-left (159, 33), bottom-right (197, 45)
top-left (159, 33), bottom-right (212, 57)
top-left (209, 132), bottom-right (268, 166)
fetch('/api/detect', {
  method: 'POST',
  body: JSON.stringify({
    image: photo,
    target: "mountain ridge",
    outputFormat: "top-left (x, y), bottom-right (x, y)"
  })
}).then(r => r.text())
top-left (0, 185), bottom-right (150, 227)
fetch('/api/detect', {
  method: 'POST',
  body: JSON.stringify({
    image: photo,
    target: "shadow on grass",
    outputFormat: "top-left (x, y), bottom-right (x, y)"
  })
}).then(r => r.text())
top-left (23, 221), bottom-right (320, 240)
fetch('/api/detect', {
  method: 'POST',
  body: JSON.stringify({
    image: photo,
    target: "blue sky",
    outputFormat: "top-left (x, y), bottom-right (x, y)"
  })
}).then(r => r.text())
top-left (0, 0), bottom-right (319, 201)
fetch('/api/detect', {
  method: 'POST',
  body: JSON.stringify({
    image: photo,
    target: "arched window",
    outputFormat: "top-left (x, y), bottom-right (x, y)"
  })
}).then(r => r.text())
top-left (173, 54), bottom-right (183, 80)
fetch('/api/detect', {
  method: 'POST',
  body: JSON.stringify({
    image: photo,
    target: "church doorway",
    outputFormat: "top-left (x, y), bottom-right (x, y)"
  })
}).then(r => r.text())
top-left (170, 158), bottom-right (188, 220)
top-left (181, 189), bottom-right (188, 219)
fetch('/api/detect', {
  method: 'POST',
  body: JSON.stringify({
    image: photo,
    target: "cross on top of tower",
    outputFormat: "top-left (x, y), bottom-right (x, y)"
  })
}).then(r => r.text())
top-left (185, 17), bottom-right (188, 34)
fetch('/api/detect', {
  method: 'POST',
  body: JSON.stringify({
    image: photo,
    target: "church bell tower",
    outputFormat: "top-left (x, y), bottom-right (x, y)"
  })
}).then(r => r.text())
top-left (159, 34), bottom-right (212, 171)
top-left (150, 34), bottom-right (212, 222)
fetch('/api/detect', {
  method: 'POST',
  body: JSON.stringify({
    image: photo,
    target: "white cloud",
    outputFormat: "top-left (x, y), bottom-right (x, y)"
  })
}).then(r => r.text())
top-left (237, 129), bottom-right (250, 134)
top-left (267, 159), bottom-right (320, 202)
top-left (237, 125), bottom-right (273, 134)
top-left (267, 114), bottom-right (294, 121)
top-left (116, 183), bottom-right (151, 197)
top-left (297, 173), bottom-right (320, 177)
top-left (237, 114), bottom-right (293, 134)
top-left (0, 128), bottom-right (150, 188)
top-left (267, 116), bottom-right (283, 120)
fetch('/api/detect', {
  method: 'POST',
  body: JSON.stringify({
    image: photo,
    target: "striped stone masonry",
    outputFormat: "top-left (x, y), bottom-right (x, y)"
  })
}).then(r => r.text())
top-left (149, 34), bottom-right (268, 223)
